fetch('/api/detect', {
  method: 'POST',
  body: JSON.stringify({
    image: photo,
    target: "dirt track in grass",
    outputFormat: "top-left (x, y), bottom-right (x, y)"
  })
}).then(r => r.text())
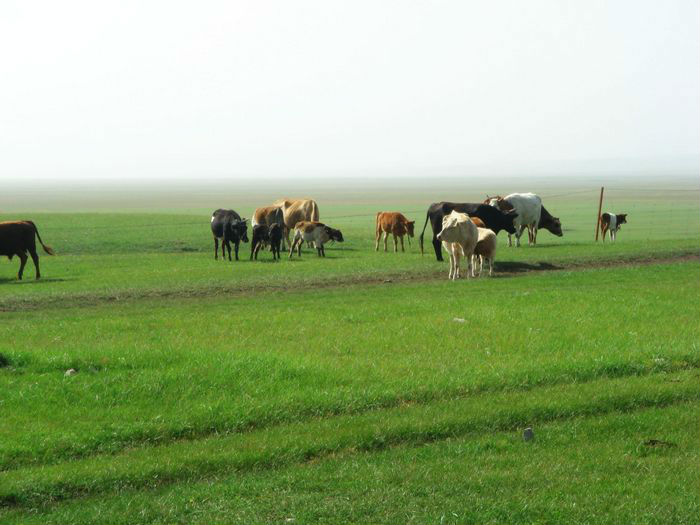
top-left (1, 252), bottom-right (697, 313)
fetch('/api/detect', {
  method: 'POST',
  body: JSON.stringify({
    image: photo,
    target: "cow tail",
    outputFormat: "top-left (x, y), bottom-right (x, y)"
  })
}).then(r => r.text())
top-left (311, 201), bottom-right (319, 221)
top-left (419, 210), bottom-right (431, 255)
top-left (28, 221), bottom-right (55, 255)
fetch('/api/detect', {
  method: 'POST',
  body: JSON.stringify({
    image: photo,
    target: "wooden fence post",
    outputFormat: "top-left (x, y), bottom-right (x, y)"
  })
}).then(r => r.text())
top-left (595, 186), bottom-right (604, 241)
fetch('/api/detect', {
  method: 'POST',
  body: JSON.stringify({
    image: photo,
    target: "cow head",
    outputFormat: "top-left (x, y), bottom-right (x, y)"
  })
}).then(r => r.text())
top-left (617, 214), bottom-right (628, 225)
top-left (406, 220), bottom-right (415, 237)
top-left (325, 226), bottom-right (344, 243)
top-left (545, 216), bottom-right (563, 237)
top-left (234, 219), bottom-right (249, 242)
top-left (437, 211), bottom-right (468, 242)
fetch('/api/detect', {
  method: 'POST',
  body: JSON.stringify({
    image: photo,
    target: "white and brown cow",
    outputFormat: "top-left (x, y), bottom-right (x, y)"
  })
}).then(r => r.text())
top-left (472, 227), bottom-right (497, 277)
top-left (601, 212), bottom-right (627, 242)
top-left (273, 198), bottom-right (320, 247)
top-left (375, 212), bottom-right (415, 252)
top-left (289, 221), bottom-right (343, 258)
top-left (436, 211), bottom-right (478, 280)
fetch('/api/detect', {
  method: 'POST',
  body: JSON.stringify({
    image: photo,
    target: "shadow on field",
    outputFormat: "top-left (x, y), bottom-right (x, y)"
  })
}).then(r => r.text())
top-left (0, 277), bottom-right (73, 284)
top-left (494, 261), bottom-right (563, 273)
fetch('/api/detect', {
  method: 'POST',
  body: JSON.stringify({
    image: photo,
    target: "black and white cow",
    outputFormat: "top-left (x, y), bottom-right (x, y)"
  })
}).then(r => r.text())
top-left (211, 209), bottom-right (248, 261)
top-left (419, 202), bottom-right (518, 261)
top-left (601, 212), bottom-right (627, 242)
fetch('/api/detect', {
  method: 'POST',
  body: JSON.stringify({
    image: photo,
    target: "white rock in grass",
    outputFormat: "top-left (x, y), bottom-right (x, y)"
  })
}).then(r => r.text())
top-left (64, 368), bottom-right (77, 377)
top-left (523, 427), bottom-right (534, 441)
top-left (453, 318), bottom-right (465, 323)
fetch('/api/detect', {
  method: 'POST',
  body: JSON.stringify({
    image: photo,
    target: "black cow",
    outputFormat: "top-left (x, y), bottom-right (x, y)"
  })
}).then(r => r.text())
top-left (419, 202), bottom-right (518, 261)
top-left (268, 223), bottom-right (282, 260)
top-left (539, 205), bottom-right (563, 237)
top-left (211, 209), bottom-right (248, 261)
top-left (0, 220), bottom-right (54, 280)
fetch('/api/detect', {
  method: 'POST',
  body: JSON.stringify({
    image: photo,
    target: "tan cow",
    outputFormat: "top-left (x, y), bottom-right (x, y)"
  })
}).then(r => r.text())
top-left (472, 227), bottom-right (497, 277)
top-left (436, 211), bottom-right (478, 280)
top-left (273, 198), bottom-right (320, 246)
top-left (289, 221), bottom-right (343, 258)
top-left (375, 212), bottom-right (415, 252)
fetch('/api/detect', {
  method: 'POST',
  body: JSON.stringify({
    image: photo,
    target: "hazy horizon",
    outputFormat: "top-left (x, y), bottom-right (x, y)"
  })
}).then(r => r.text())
top-left (1, 0), bottom-right (699, 186)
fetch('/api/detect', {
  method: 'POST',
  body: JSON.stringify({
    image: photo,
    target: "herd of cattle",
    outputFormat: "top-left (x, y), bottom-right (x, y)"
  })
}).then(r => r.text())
top-left (1, 193), bottom-right (628, 281)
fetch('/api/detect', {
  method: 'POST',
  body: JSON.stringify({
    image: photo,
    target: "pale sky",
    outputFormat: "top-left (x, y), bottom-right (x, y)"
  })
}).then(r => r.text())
top-left (1, 0), bottom-right (698, 182)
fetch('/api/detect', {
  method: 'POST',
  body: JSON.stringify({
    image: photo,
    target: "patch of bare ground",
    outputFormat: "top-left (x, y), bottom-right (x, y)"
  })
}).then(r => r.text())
top-left (0, 252), bottom-right (697, 313)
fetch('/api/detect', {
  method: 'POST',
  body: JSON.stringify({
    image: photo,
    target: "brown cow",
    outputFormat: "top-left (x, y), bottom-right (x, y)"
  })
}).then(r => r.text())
top-left (0, 221), bottom-right (54, 280)
top-left (273, 198), bottom-right (320, 246)
top-left (375, 212), bottom-right (415, 252)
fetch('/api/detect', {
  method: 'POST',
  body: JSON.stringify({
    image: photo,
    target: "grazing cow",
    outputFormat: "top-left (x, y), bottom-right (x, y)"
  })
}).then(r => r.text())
top-left (250, 223), bottom-right (283, 260)
top-left (210, 209), bottom-right (249, 261)
top-left (419, 202), bottom-right (517, 261)
top-left (252, 206), bottom-right (285, 248)
top-left (601, 212), bottom-right (627, 242)
top-left (0, 221), bottom-right (54, 280)
top-left (487, 193), bottom-right (562, 246)
top-left (375, 212), bottom-right (415, 252)
top-left (273, 198), bottom-right (320, 246)
top-left (472, 227), bottom-right (497, 277)
top-left (436, 211), bottom-right (478, 280)
top-left (289, 221), bottom-right (343, 258)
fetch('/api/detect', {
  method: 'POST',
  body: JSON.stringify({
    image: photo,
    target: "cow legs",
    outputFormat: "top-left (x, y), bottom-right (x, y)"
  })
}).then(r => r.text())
top-left (384, 232), bottom-right (389, 252)
top-left (214, 237), bottom-right (219, 260)
top-left (393, 234), bottom-right (399, 252)
top-left (234, 241), bottom-right (240, 261)
top-left (29, 249), bottom-right (41, 279)
top-left (601, 226), bottom-right (608, 242)
top-left (507, 233), bottom-right (513, 247)
top-left (17, 252), bottom-right (28, 280)
top-left (611, 229), bottom-right (616, 242)
top-left (400, 235), bottom-right (405, 252)
top-left (432, 236), bottom-right (443, 261)
top-left (375, 229), bottom-right (381, 251)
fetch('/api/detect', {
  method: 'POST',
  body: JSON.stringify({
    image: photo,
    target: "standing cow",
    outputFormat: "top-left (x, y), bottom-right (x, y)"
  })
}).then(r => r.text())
top-left (419, 202), bottom-right (518, 261)
top-left (436, 211), bottom-right (478, 280)
top-left (250, 223), bottom-right (283, 260)
top-left (0, 220), bottom-right (54, 280)
top-left (289, 221), bottom-right (343, 258)
top-left (273, 198), bottom-right (319, 247)
top-left (375, 212), bottom-right (415, 252)
top-left (211, 209), bottom-right (249, 261)
top-left (486, 193), bottom-right (562, 246)
top-left (601, 213), bottom-right (627, 242)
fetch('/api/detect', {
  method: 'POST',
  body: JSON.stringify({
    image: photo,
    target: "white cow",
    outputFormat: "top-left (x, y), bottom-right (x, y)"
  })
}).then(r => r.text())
top-left (488, 193), bottom-right (542, 247)
top-left (436, 211), bottom-right (478, 280)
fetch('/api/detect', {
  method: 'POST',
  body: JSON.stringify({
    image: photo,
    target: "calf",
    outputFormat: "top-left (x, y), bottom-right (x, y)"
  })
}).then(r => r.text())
top-left (436, 211), bottom-right (478, 280)
top-left (375, 212), bottom-right (415, 252)
top-left (0, 220), bottom-right (54, 280)
top-left (601, 213), bottom-right (627, 242)
top-left (252, 206), bottom-right (285, 249)
top-left (250, 223), bottom-right (283, 260)
top-left (289, 221), bottom-right (343, 258)
top-left (211, 209), bottom-right (249, 261)
top-left (472, 227), bottom-right (497, 277)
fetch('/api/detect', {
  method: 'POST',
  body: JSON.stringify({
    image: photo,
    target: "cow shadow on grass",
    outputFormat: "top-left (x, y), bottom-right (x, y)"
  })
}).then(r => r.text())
top-left (494, 261), bottom-right (563, 274)
top-left (0, 277), bottom-right (73, 284)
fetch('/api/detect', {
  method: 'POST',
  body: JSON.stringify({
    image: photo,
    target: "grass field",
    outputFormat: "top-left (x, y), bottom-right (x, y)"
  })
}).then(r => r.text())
top-left (1, 179), bottom-right (698, 524)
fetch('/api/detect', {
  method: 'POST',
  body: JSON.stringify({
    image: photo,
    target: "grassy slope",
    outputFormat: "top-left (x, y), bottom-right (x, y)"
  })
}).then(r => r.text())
top-left (0, 186), bottom-right (698, 523)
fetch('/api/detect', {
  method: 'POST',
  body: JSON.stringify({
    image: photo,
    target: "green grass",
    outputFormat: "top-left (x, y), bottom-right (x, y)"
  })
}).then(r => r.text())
top-left (0, 185), bottom-right (698, 523)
